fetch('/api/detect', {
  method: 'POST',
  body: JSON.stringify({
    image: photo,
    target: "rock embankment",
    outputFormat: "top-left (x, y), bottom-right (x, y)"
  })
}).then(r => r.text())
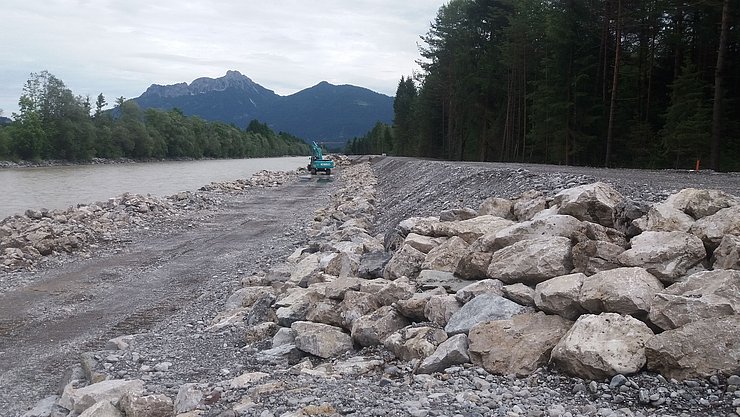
top-left (0, 170), bottom-right (296, 273)
top-left (33, 160), bottom-right (740, 417)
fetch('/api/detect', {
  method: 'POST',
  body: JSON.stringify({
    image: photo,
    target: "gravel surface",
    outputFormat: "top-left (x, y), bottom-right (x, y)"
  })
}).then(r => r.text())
top-left (2, 157), bottom-right (739, 417)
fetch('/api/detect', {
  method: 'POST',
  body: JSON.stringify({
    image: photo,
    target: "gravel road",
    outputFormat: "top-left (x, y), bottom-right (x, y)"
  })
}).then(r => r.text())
top-left (1, 157), bottom-right (739, 417)
top-left (0, 178), bottom-right (335, 416)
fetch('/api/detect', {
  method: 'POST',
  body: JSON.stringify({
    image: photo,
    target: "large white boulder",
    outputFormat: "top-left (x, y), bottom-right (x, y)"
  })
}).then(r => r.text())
top-left (383, 326), bottom-right (448, 361)
top-left (579, 267), bottom-right (663, 318)
top-left (712, 234), bottom-right (740, 269)
top-left (383, 244), bottom-right (426, 280)
top-left (663, 188), bottom-right (739, 219)
top-left (292, 321), bottom-right (353, 358)
top-left (421, 236), bottom-right (470, 273)
top-left (553, 182), bottom-right (624, 228)
top-left (534, 273), bottom-right (587, 320)
top-left (617, 231), bottom-right (706, 283)
top-left (488, 237), bottom-right (573, 285)
top-left (351, 306), bottom-right (410, 346)
top-left (648, 269), bottom-right (740, 330)
top-left (469, 312), bottom-right (573, 376)
top-left (645, 315), bottom-right (740, 379)
top-left (550, 313), bottom-right (654, 379)
top-left (689, 205), bottom-right (740, 250)
top-left (633, 203), bottom-right (695, 233)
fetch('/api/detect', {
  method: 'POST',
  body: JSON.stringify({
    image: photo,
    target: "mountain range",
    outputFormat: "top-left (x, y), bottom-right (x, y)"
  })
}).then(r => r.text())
top-left (132, 70), bottom-right (394, 147)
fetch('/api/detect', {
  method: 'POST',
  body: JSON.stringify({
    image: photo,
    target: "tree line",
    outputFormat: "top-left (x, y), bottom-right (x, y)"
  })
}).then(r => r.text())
top-left (0, 71), bottom-right (310, 162)
top-left (349, 0), bottom-right (739, 171)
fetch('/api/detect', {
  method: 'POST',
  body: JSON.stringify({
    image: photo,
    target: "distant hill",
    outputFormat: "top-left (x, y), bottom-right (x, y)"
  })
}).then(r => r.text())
top-left (132, 71), bottom-right (394, 145)
top-left (0, 116), bottom-right (11, 126)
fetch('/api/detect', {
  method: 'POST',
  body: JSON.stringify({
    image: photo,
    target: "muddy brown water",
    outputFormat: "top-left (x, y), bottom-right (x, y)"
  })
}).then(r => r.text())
top-left (0, 156), bottom-right (310, 219)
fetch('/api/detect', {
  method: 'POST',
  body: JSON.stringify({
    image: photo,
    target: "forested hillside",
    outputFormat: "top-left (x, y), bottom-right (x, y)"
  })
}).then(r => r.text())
top-left (0, 72), bottom-right (310, 162)
top-left (351, 0), bottom-right (739, 171)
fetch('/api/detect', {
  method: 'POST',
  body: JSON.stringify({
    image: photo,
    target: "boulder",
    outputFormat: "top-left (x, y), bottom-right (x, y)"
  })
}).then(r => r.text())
top-left (288, 252), bottom-right (321, 286)
top-left (469, 312), bottom-right (573, 376)
top-left (648, 269), bottom-right (740, 330)
top-left (424, 294), bottom-right (462, 327)
top-left (613, 199), bottom-right (650, 238)
top-left (690, 205), bottom-right (740, 250)
top-left (633, 203), bottom-right (695, 233)
top-left (230, 372), bottom-right (270, 390)
top-left (305, 299), bottom-right (343, 327)
top-left (550, 313), bottom-right (654, 380)
top-left (417, 269), bottom-right (469, 293)
top-left (553, 182), bottom-right (624, 228)
top-left (351, 306), bottom-right (410, 347)
top-left (455, 279), bottom-right (504, 304)
top-left (383, 244), bottom-right (426, 280)
top-left (174, 383), bottom-right (205, 414)
top-left (120, 393), bottom-right (174, 417)
top-left (60, 379), bottom-right (145, 413)
top-left (445, 293), bottom-right (527, 335)
top-left (645, 315), bottom-right (740, 379)
top-left (713, 234), bottom-right (740, 269)
top-left (421, 236), bottom-right (470, 273)
top-left (225, 286), bottom-right (274, 310)
top-left (244, 322), bottom-right (280, 344)
top-left (534, 273), bottom-right (587, 321)
top-left (321, 277), bottom-right (363, 300)
top-left (501, 283), bottom-right (535, 307)
top-left (579, 267), bottom-right (663, 318)
top-left (292, 321), bottom-right (353, 358)
top-left (439, 207), bottom-right (478, 221)
top-left (571, 240), bottom-right (624, 275)
top-left (417, 334), bottom-right (471, 374)
top-left (358, 252), bottom-right (391, 279)
top-left (478, 197), bottom-right (514, 219)
top-left (455, 251), bottom-right (492, 280)
top-left (512, 190), bottom-right (547, 221)
top-left (664, 188), bottom-right (740, 219)
top-left (375, 278), bottom-right (415, 306)
top-left (488, 237), bottom-right (573, 285)
top-left (396, 287), bottom-right (447, 321)
top-left (275, 289), bottom-right (320, 327)
top-left (383, 326), bottom-right (448, 361)
top-left (324, 252), bottom-right (359, 277)
top-left (404, 233), bottom-right (444, 254)
top-left (78, 401), bottom-right (123, 417)
top-left (432, 215), bottom-right (514, 244)
top-left (339, 291), bottom-right (382, 329)
top-left (405, 216), bottom-right (440, 236)
top-left (272, 327), bottom-right (296, 348)
top-left (617, 231), bottom-right (706, 284)
top-left (482, 215), bottom-right (583, 251)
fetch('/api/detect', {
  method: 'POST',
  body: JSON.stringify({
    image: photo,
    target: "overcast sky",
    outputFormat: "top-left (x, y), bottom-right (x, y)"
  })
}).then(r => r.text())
top-left (1, 0), bottom-right (447, 117)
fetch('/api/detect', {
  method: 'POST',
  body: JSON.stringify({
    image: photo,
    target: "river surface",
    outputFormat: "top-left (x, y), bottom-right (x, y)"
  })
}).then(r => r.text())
top-left (0, 156), bottom-right (309, 220)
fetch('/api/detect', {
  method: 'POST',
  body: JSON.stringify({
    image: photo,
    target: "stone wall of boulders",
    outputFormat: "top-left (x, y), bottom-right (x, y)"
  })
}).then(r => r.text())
top-left (216, 169), bottom-right (739, 384)
top-left (1, 170), bottom-right (297, 272)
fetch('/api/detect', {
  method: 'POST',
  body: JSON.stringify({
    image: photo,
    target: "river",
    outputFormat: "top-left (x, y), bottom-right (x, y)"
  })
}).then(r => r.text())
top-left (0, 156), bottom-right (309, 220)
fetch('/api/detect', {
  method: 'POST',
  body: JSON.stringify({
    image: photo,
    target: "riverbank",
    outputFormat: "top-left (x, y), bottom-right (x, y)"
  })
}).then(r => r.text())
top-left (3, 157), bottom-right (739, 417)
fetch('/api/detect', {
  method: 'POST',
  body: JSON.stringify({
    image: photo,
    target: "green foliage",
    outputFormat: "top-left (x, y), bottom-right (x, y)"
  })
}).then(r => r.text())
top-left (1, 72), bottom-right (311, 162)
top-left (385, 0), bottom-right (739, 170)
top-left (345, 123), bottom-right (393, 155)
top-left (660, 61), bottom-right (712, 168)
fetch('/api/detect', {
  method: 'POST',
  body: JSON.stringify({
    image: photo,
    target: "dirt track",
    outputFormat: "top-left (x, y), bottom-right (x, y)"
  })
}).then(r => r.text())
top-left (0, 178), bottom-right (334, 416)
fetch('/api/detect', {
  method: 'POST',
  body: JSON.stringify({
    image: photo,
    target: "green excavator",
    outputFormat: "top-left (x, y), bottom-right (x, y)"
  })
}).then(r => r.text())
top-left (307, 141), bottom-right (335, 175)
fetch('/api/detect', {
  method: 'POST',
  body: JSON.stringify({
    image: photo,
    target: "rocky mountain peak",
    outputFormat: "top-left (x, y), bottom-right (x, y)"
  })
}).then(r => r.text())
top-left (141, 71), bottom-right (272, 99)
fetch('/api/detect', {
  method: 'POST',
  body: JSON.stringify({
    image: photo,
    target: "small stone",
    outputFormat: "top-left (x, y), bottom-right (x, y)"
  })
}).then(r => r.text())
top-left (589, 381), bottom-right (599, 393)
top-left (609, 374), bottom-right (628, 389)
top-left (728, 375), bottom-right (740, 386)
top-left (638, 389), bottom-right (650, 404)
